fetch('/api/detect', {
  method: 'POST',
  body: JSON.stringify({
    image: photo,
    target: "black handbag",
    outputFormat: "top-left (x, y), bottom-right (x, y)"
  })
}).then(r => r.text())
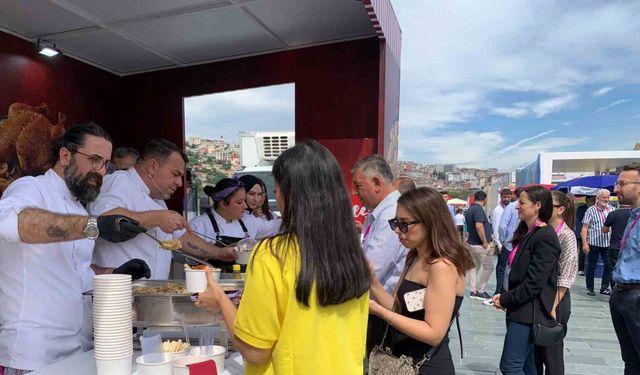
top-left (532, 284), bottom-right (564, 347)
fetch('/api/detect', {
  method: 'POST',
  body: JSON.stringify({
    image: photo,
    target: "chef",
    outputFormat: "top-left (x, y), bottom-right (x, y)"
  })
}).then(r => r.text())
top-left (88, 138), bottom-right (236, 280)
top-left (0, 123), bottom-right (148, 374)
top-left (190, 177), bottom-right (281, 271)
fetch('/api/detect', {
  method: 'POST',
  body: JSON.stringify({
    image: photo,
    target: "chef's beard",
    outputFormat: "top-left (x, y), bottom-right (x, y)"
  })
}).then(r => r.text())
top-left (64, 158), bottom-right (103, 205)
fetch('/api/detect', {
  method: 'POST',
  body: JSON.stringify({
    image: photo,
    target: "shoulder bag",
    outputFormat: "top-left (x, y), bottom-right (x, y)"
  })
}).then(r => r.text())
top-left (368, 311), bottom-right (462, 375)
top-left (532, 266), bottom-right (564, 347)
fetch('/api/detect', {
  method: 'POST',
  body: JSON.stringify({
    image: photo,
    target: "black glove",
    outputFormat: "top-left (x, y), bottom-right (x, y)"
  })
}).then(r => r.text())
top-left (97, 215), bottom-right (146, 243)
top-left (113, 258), bottom-right (151, 280)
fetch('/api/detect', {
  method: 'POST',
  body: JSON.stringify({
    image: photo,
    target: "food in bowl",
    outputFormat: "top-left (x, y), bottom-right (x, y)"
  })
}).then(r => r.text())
top-left (162, 339), bottom-right (190, 353)
top-left (160, 239), bottom-right (182, 250)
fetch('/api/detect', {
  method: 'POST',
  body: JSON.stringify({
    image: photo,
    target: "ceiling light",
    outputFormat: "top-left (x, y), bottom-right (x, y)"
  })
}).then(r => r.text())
top-left (36, 39), bottom-right (61, 57)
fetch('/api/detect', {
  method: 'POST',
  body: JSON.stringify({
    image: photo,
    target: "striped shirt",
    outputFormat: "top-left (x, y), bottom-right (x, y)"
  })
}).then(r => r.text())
top-left (557, 225), bottom-right (578, 288)
top-left (582, 205), bottom-right (615, 247)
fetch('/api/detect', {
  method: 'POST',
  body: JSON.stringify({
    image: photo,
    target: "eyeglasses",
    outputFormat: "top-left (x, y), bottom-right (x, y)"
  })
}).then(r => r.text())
top-left (73, 150), bottom-right (112, 171)
top-left (388, 218), bottom-right (421, 233)
top-left (615, 180), bottom-right (640, 187)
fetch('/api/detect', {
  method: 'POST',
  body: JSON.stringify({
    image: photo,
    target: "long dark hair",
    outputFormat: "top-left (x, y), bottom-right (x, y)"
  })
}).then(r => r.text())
top-left (265, 141), bottom-right (370, 307)
top-left (551, 190), bottom-right (575, 230)
top-left (398, 187), bottom-right (475, 276)
top-left (258, 179), bottom-right (275, 221)
top-left (512, 185), bottom-right (553, 247)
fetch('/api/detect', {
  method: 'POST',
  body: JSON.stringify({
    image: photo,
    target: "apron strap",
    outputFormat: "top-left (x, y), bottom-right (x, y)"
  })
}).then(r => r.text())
top-left (238, 219), bottom-right (249, 237)
top-left (206, 211), bottom-right (221, 235)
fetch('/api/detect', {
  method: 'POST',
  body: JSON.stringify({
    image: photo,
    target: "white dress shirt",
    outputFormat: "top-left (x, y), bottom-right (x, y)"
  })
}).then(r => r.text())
top-left (87, 168), bottom-right (174, 280)
top-left (0, 169), bottom-right (94, 371)
top-left (492, 203), bottom-right (506, 247)
top-left (361, 190), bottom-right (408, 293)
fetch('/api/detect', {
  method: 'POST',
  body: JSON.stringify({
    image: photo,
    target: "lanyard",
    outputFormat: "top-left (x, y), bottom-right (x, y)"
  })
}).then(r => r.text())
top-left (620, 215), bottom-right (640, 251)
top-left (555, 220), bottom-right (565, 235)
top-left (362, 216), bottom-right (375, 242)
top-left (507, 219), bottom-right (543, 266)
top-left (596, 206), bottom-right (608, 222)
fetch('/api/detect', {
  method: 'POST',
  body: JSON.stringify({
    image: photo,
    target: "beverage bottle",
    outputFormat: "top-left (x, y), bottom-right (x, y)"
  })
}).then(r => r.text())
top-left (232, 264), bottom-right (242, 279)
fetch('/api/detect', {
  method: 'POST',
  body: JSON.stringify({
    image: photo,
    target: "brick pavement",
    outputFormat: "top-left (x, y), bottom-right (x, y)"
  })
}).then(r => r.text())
top-left (447, 276), bottom-right (624, 375)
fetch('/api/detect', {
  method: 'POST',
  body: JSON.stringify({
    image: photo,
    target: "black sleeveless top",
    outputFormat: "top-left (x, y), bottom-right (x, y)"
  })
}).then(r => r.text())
top-left (389, 279), bottom-right (463, 374)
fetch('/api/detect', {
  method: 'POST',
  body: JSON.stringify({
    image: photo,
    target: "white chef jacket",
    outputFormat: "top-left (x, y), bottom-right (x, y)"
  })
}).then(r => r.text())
top-left (187, 210), bottom-right (281, 244)
top-left (0, 169), bottom-right (94, 371)
top-left (87, 168), bottom-right (174, 280)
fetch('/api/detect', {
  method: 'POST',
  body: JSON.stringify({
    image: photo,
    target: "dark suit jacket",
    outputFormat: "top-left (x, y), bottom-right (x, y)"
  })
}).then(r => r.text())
top-left (500, 225), bottom-right (561, 325)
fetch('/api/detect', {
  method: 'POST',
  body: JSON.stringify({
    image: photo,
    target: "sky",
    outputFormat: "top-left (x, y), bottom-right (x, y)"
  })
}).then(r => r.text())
top-left (184, 83), bottom-right (294, 142)
top-left (185, 1), bottom-right (640, 172)
top-left (392, 0), bottom-right (640, 170)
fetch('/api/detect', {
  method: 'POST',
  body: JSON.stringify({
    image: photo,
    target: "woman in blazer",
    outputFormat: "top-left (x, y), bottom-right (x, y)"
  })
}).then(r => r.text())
top-left (492, 185), bottom-right (561, 375)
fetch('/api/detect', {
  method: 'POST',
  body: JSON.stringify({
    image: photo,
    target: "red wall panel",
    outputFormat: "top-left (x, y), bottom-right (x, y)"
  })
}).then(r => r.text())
top-left (0, 32), bottom-right (121, 134)
top-left (0, 30), bottom-right (383, 209)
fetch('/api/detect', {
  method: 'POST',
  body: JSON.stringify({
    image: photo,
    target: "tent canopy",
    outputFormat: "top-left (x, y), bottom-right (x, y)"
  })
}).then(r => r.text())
top-left (551, 175), bottom-right (618, 195)
top-left (447, 198), bottom-right (468, 206)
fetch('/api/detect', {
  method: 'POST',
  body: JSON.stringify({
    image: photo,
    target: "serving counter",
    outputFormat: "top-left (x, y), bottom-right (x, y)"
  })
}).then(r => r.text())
top-left (30, 350), bottom-right (244, 375)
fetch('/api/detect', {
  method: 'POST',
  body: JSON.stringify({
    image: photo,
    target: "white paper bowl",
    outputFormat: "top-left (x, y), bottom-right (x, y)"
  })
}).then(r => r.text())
top-left (185, 270), bottom-right (207, 293)
top-left (189, 345), bottom-right (226, 372)
top-left (172, 355), bottom-right (213, 375)
top-left (135, 353), bottom-right (173, 375)
top-left (95, 355), bottom-right (132, 375)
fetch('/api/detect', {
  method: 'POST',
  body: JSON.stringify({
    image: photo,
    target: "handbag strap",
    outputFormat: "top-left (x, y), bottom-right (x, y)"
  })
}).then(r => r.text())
top-left (416, 312), bottom-right (462, 367)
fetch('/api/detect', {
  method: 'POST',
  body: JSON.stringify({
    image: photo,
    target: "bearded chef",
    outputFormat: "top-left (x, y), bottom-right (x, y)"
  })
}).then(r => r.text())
top-left (0, 123), bottom-right (148, 374)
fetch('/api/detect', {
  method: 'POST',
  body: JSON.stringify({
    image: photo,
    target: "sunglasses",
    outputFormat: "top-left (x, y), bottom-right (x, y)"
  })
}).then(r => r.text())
top-left (388, 218), bottom-right (421, 233)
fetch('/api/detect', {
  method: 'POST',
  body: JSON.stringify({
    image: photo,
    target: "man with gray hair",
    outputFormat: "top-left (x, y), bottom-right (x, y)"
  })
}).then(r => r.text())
top-left (581, 188), bottom-right (615, 296)
top-left (352, 154), bottom-right (407, 356)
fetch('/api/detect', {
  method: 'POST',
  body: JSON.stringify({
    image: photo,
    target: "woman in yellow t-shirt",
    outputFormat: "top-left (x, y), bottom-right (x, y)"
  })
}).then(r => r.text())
top-left (196, 141), bottom-right (371, 375)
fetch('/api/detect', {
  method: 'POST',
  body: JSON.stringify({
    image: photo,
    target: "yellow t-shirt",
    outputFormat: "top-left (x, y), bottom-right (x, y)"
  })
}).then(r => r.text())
top-left (233, 236), bottom-right (369, 375)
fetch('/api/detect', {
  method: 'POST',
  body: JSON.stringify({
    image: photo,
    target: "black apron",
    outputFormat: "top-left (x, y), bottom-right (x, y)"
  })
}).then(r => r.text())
top-left (206, 211), bottom-right (249, 272)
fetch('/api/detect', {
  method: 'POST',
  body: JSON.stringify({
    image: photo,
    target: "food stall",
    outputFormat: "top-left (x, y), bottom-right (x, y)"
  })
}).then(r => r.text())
top-left (0, 0), bottom-right (401, 373)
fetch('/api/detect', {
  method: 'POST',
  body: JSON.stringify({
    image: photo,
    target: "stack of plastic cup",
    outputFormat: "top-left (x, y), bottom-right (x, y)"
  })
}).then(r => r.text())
top-left (92, 274), bottom-right (133, 375)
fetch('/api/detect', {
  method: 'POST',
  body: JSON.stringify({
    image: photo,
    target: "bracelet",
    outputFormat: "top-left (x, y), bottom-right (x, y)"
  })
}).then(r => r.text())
top-left (389, 313), bottom-right (397, 326)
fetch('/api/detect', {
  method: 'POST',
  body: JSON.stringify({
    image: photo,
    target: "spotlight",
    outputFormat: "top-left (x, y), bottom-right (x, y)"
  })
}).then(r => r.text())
top-left (36, 39), bottom-right (61, 57)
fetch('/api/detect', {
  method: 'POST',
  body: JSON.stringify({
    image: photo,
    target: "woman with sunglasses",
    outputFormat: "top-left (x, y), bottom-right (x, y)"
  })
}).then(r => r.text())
top-left (534, 190), bottom-right (577, 375)
top-left (492, 186), bottom-right (561, 375)
top-left (369, 187), bottom-right (474, 374)
top-left (194, 142), bottom-right (371, 374)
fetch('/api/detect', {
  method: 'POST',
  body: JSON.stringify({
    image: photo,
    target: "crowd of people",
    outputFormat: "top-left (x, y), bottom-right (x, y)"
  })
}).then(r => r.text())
top-left (0, 121), bottom-right (638, 375)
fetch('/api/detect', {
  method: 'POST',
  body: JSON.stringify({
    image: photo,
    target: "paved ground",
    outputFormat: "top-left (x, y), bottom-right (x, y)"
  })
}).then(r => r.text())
top-left (448, 275), bottom-right (624, 375)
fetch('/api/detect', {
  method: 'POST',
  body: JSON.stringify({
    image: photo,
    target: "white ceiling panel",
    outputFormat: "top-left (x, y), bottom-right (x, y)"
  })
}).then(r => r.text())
top-left (0, 0), bottom-right (380, 75)
top-left (245, 0), bottom-right (375, 46)
top-left (61, 0), bottom-right (231, 23)
top-left (0, 0), bottom-right (94, 38)
top-left (115, 7), bottom-right (282, 63)
top-left (48, 29), bottom-right (174, 74)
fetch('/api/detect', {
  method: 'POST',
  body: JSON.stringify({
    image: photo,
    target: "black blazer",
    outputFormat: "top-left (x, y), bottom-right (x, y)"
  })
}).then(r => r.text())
top-left (500, 225), bottom-right (561, 325)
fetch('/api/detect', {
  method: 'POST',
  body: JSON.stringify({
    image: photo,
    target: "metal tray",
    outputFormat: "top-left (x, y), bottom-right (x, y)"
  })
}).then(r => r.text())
top-left (131, 278), bottom-right (243, 327)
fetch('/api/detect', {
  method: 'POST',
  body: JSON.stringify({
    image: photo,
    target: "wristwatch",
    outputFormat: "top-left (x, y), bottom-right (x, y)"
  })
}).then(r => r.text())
top-left (83, 216), bottom-right (99, 240)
